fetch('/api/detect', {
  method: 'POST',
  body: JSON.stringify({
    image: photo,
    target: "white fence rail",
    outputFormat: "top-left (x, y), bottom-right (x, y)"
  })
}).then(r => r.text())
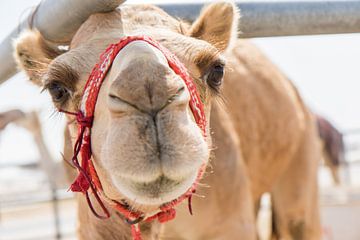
top-left (1, 0), bottom-right (360, 83)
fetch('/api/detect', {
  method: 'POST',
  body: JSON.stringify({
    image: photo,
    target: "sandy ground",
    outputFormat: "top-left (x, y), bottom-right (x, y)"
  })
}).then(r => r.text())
top-left (2, 189), bottom-right (360, 240)
top-left (1, 199), bottom-right (76, 240)
top-left (1, 163), bottom-right (360, 240)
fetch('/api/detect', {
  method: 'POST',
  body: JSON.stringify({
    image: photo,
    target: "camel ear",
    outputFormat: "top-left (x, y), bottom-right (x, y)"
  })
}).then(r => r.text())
top-left (14, 30), bottom-right (64, 86)
top-left (189, 1), bottom-right (239, 52)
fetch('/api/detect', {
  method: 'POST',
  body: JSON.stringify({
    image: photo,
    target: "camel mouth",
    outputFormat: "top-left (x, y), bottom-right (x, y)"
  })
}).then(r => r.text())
top-left (112, 171), bottom-right (198, 206)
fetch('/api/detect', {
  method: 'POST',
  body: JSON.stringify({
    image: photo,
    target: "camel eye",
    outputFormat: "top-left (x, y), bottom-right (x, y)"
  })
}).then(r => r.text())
top-left (47, 82), bottom-right (69, 103)
top-left (206, 64), bottom-right (224, 91)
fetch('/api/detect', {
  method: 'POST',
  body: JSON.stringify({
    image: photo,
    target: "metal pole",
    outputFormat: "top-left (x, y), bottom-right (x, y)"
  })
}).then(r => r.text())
top-left (239, 1), bottom-right (360, 38)
top-left (2, 1), bottom-right (360, 83)
top-left (158, 1), bottom-right (360, 38)
top-left (51, 188), bottom-right (61, 240)
top-left (0, 0), bottom-right (125, 84)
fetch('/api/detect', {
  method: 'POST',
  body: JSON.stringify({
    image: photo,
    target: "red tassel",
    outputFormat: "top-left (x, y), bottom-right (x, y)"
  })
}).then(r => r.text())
top-left (70, 174), bottom-right (89, 192)
top-left (70, 141), bottom-right (92, 193)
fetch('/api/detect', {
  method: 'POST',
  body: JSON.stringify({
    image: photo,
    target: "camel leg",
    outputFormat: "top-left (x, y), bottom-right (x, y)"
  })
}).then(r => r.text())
top-left (0, 109), bottom-right (25, 130)
top-left (323, 150), bottom-right (341, 185)
top-left (328, 164), bottom-right (340, 186)
top-left (271, 123), bottom-right (322, 240)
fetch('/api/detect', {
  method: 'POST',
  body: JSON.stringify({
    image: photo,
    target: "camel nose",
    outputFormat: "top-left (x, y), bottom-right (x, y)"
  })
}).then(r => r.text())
top-left (108, 80), bottom-right (188, 117)
top-left (107, 42), bottom-right (190, 115)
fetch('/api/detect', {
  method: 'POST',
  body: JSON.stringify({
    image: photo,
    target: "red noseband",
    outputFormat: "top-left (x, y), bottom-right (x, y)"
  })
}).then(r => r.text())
top-left (61, 36), bottom-right (207, 240)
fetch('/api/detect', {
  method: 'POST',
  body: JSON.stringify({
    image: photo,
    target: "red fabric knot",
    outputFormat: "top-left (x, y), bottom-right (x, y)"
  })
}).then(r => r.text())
top-left (70, 174), bottom-right (90, 192)
top-left (59, 110), bottom-right (110, 219)
top-left (145, 208), bottom-right (176, 223)
top-left (157, 208), bottom-right (176, 223)
top-left (76, 111), bottom-right (93, 128)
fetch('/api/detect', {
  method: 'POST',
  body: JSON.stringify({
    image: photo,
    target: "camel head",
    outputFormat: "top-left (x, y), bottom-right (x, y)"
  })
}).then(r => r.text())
top-left (14, 2), bottom-right (239, 212)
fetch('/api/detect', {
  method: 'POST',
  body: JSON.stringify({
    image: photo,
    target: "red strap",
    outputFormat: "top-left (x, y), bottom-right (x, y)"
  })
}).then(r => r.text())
top-left (131, 224), bottom-right (143, 240)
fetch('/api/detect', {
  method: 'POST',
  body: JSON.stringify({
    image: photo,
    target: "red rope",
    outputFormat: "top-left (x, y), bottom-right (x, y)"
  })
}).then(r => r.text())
top-left (131, 224), bottom-right (143, 240)
top-left (59, 109), bottom-right (110, 219)
top-left (188, 191), bottom-right (194, 215)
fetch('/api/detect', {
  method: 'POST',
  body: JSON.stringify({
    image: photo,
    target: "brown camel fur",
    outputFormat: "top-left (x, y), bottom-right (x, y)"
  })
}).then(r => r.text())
top-left (14, 2), bottom-right (321, 239)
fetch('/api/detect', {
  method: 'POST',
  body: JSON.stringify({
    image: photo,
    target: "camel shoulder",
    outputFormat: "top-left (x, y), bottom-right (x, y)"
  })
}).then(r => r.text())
top-left (220, 39), bottom-right (313, 191)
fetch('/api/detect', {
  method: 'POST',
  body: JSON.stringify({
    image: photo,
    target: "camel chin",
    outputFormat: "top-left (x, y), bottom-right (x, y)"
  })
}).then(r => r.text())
top-left (111, 171), bottom-right (197, 206)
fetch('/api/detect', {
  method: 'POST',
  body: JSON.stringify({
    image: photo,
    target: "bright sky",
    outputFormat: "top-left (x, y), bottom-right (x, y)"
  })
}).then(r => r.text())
top-left (0, 0), bottom-right (359, 163)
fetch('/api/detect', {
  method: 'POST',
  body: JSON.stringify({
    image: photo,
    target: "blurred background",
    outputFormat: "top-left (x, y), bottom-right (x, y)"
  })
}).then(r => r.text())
top-left (0, 0), bottom-right (359, 240)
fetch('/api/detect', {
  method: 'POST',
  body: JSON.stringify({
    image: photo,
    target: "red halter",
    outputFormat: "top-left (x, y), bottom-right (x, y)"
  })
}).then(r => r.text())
top-left (62, 36), bottom-right (207, 240)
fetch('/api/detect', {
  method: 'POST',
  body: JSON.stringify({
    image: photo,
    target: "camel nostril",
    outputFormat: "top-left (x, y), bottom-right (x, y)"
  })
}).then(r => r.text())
top-left (108, 94), bottom-right (144, 114)
top-left (109, 94), bottom-right (119, 101)
top-left (176, 86), bottom-right (185, 95)
top-left (167, 86), bottom-right (186, 103)
top-left (108, 84), bottom-right (188, 117)
top-left (108, 94), bottom-right (128, 106)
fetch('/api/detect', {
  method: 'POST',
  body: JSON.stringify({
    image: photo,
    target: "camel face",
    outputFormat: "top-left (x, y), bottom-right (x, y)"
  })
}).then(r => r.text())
top-left (63, 30), bottom-right (224, 208)
top-left (91, 40), bottom-right (210, 206)
top-left (15, 2), bottom-right (238, 210)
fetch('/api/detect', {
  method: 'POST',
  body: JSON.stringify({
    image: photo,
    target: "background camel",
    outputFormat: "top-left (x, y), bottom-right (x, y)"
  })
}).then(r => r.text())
top-left (0, 109), bottom-right (25, 130)
top-left (0, 109), bottom-right (67, 188)
top-left (316, 114), bottom-right (346, 185)
top-left (14, 2), bottom-right (321, 239)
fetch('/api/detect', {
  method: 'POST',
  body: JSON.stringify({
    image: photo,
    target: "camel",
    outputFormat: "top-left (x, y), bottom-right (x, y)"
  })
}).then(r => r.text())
top-left (13, 2), bottom-right (321, 239)
top-left (0, 109), bottom-right (68, 188)
top-left (316, 114), bottom-right (346, 185)
top-left (0, 109), bottom-right (25, 130)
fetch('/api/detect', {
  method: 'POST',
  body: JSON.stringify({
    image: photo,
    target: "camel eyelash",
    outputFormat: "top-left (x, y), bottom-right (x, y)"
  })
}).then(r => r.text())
top-left (43, 81), bottom-right (71, 104)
